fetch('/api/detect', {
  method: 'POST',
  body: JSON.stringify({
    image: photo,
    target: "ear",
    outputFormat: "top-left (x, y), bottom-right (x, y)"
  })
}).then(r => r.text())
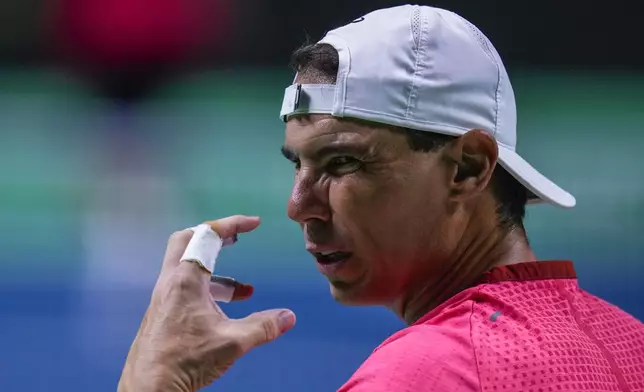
top-left (443, 129), bottom-right (498, 202)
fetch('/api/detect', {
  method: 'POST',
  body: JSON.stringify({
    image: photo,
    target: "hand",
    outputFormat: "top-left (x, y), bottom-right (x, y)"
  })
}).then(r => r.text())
top-left (117, 215), bottom-right (296, 392)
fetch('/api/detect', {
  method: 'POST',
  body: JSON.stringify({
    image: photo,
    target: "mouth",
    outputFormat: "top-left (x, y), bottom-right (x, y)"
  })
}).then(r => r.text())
top-left (310, 251), bottom-right (353, 275)
top-left (313, 251), bottom-right (353, 264)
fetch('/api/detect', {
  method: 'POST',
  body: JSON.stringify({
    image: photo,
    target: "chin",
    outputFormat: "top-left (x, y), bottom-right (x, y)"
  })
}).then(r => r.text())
top-left (328, 279), bottom-right (384, 306)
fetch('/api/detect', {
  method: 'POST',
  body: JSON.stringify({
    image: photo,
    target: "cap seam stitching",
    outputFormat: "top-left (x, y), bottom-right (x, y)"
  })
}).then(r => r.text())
top-left (404, 6), bottom-right (424, 118)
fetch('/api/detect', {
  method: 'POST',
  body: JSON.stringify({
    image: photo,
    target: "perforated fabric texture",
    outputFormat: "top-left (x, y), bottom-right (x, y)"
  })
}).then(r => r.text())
top-left (337, 262), bottom-right (644, 392)
top-left (411, 7), bottom-right (422, 49)
top-left (472, 279), bottom-right (644, 391)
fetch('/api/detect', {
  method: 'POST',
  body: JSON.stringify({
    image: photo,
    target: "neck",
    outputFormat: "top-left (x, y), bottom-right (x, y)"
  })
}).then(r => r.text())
top-left (395, 224), bottom-right (536, 325)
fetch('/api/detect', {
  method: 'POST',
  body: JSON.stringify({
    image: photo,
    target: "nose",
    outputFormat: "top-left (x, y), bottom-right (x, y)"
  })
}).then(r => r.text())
top-left (287, 167), bottom-right (330, 224)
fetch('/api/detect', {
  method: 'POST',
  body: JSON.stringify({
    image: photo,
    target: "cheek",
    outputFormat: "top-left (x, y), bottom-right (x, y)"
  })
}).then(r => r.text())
top-left (329, 175), bottom-right (443, 254)
top-left (329, 173), bottom-right (445, 267)
top-left (327, 175), bottom-right (384, 228)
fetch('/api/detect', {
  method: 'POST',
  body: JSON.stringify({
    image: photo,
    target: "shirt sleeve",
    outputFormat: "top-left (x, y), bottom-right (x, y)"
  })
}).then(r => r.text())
top-left (337, 325), bottom-right (479, 392)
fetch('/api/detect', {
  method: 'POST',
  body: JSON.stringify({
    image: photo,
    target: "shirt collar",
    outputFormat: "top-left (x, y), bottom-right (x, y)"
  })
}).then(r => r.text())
top-left (479, 260), bottom-right (577, 284)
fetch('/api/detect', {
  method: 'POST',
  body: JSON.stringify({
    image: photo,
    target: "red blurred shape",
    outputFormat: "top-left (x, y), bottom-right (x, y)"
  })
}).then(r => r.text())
top-left (54, 0), bottom-right (230, 67)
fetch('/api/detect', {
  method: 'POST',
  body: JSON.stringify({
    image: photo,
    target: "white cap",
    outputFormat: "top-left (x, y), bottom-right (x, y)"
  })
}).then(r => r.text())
top-left (280, 4), bottom-right (576, 208)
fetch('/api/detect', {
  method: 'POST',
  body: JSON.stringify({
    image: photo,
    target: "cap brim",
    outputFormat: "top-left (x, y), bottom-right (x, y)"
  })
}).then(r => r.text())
top-left (497, 146), bottom-right (576, 208)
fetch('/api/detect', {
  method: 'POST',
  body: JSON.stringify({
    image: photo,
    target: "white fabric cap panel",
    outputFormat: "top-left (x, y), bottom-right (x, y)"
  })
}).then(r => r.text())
top-left (320, 6), bottom-right (422, 127)
top-left (318, 5), bottom-right (515, 144)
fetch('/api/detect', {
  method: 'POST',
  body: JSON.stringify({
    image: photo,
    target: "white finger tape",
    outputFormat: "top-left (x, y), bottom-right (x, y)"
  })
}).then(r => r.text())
top-left (180, 224), bottom-right (224, 274)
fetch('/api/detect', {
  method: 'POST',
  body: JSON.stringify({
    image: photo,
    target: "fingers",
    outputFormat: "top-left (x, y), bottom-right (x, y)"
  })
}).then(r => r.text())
top-left (176, 216), bottom-right (261, 285)
top-left (231, 284), bottom-right (254, 301)
top-left (226, 309), bottom-right (296, 353)
top-left (161, 229), bottom-right (194, 276)
top-left (205, 215), bottom-right (261, 239)
top-left (161, 215), bottom-right (261, 281)
top-left (209, 276), bottom-right (254, 302)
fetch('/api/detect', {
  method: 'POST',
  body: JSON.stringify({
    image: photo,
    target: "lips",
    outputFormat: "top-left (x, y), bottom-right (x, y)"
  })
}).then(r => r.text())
top-left (313, 251), bottom-right (353, 265)
top-left (307, 249), bottom-right (353, 275)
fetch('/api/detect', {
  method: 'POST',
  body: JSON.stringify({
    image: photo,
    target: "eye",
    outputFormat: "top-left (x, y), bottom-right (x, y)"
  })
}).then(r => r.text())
top-left (326, 156), bottom-right (362, 176)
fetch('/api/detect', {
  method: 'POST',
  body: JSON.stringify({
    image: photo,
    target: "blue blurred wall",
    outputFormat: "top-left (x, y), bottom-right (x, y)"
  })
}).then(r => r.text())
top-left (0, 69), bottom-right (642, 391)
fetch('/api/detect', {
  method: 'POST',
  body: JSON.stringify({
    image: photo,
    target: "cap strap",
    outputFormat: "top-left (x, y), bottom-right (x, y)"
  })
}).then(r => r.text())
top-left (280, 84), bottom-right (336, 121)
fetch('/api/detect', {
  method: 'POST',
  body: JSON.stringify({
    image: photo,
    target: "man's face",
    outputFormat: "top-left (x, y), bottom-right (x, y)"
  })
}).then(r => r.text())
top-left (282, 115), bottom-right (457, 307)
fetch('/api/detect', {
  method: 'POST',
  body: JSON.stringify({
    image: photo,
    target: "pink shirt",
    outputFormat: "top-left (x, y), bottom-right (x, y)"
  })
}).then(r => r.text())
top-left (338, 261), bottom-right (644, 392)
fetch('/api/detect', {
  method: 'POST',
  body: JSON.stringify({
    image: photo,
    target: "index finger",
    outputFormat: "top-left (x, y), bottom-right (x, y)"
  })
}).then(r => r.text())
top-left (205, 215), bottom-right (261, 239)
top-left (161, 229), bottom-right (194, 276)
top-left (162, 215), bottom-right (261, 280)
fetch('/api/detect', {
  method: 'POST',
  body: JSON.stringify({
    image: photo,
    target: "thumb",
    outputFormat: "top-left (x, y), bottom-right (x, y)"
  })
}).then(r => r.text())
top-left (232, 309), bottom-right (296, 352)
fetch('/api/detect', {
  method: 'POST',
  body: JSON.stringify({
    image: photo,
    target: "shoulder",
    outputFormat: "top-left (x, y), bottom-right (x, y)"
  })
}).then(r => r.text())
top-left (338, 301), bottom-right (480, 392)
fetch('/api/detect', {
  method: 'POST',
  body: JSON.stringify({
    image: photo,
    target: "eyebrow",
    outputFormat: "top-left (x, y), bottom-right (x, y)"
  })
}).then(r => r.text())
top-left (281, 143), bottom-right (371, 162)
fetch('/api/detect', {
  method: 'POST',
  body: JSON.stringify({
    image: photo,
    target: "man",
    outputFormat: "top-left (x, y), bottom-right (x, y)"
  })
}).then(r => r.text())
top-left (118, 5), bottom-right (644, 392)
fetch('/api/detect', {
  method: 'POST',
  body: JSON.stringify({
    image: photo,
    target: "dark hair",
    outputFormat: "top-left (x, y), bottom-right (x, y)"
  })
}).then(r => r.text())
top-left (290, 42), bottom-right (528, 230)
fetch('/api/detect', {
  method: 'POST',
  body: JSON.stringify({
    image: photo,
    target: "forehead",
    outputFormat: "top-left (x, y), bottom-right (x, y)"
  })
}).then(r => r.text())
top-left (284, 115), bottom-right (404, 154)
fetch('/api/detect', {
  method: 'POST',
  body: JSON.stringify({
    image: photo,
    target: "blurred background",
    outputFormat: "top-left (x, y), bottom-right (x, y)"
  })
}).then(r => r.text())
top-left (0, 0), bottom-right (642, 391)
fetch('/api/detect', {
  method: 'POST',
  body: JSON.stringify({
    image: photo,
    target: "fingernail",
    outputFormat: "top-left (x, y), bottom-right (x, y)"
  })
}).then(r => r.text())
top-left (278, 310), bottom-right (296, 333)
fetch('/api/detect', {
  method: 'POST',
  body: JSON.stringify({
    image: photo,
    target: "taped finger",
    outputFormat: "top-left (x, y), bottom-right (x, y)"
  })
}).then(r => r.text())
top-left (180, 224), bottom-right (236, 274)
